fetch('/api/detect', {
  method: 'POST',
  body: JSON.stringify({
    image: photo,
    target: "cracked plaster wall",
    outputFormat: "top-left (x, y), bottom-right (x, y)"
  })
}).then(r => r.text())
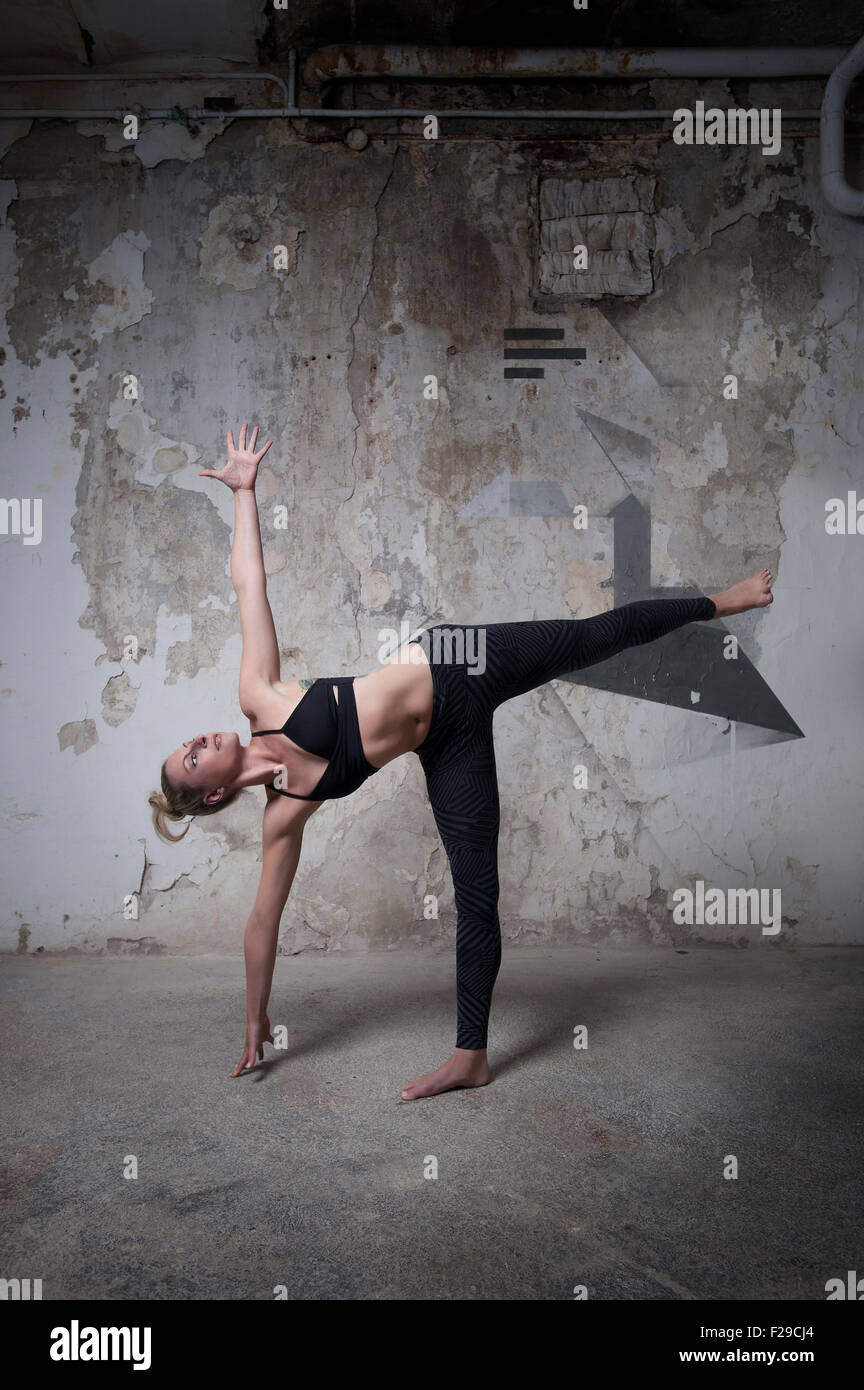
top-left (0, 106), bottom-right (861, 958)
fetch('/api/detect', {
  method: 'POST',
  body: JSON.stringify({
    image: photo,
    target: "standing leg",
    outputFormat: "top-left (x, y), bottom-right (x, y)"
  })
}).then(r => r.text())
top-left (401, 716), bottom-right (500, 1099)
top-left (428, 720), bottom-right (501, 1052)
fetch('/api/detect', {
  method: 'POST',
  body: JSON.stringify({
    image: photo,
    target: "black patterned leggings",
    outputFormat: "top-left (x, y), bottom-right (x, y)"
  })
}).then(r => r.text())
top-left (409, 595), bottom-right (717, 1050)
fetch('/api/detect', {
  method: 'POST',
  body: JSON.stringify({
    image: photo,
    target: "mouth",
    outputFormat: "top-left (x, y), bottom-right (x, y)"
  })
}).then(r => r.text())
top-left (215, 734), bottom-right (221, 750)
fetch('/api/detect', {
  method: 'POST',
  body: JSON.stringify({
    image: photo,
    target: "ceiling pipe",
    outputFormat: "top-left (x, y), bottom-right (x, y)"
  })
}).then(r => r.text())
top-left (302, 44), bottom-right (849, 87)
top-left (0, 107), bottom-right (840, 121)
top-left (0, 67), bottom-right (290, 106)
top-left (0, 48), bottom-right (852, 124)
top-left (1, 47), bottom-right (862, 223)
top-left (821, 34), bottom-right (864, 216)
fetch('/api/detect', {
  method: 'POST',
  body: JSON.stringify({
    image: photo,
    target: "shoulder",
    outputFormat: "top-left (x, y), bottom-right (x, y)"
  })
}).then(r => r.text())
top-left (240, 673), bottom-right (297, 724)
top-left (239, 672), bottom-right (275, 721)
top-left (262, 786), bottom-right (322, 840)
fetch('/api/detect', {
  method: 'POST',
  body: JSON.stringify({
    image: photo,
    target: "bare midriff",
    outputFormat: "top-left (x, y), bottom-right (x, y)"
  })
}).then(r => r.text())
top-left (353, 642), bottom-right (433, 768)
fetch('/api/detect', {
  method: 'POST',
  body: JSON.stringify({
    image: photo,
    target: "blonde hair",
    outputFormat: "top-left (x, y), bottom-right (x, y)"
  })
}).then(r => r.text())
top-left (148, 759), bottom-right (239, 845)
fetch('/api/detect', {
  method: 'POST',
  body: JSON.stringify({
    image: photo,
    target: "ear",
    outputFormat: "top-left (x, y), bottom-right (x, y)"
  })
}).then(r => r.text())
top-left (203, 787), bottom-right (225, 807)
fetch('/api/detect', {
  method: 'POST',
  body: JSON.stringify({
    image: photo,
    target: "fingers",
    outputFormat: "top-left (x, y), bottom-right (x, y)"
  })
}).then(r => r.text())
top-left (227, 423), bottom-right (270, 464)
top-left (229, 1034), bottom-right (271, 1076)
top-left (230, 1050), bottom-right (252, 1077)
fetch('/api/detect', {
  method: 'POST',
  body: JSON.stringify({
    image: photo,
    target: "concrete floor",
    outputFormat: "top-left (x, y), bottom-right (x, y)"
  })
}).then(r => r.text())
top-left (1, 945), bottom-right (861, 1301)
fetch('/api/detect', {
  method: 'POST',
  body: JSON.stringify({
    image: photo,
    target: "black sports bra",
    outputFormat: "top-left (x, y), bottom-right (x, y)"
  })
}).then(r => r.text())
top-left (251, 677), bottom-right (379, 801)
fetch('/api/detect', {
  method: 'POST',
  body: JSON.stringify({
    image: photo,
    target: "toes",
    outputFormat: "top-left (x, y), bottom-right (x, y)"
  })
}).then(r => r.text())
top-left (401, 1077), bottom-right (426, 1100)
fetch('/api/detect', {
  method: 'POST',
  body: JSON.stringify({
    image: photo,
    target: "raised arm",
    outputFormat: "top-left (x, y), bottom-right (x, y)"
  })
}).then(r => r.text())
top-left (200, 423), bottom-right (280, 713)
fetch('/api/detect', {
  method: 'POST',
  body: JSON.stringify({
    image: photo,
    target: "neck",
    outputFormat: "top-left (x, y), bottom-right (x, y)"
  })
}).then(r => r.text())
top-left (230, 737), bottom-right (293, 793)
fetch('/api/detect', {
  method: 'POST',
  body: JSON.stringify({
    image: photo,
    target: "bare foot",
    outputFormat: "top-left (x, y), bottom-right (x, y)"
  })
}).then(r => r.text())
top-left (709, 568), bottom-right (774, 618)
top-left (400, 1047), bottom-right (491, 1101)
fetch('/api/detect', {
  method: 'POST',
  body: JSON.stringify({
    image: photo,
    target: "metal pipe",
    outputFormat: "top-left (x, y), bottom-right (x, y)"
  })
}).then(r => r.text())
top-left (0, 51), bottom-right (852, 126)
top-left (0, 109), bottom-right (276, 118)
top-left (0, 69), bottom-right (290, 105)
top-left (302, 44), bottom-right (849, 88)
top-left (0, 52), bottom-right (852, 126)
top-left (821, 34), bottom-right (864, 216)
top-left (0, 107), bottom-right (843, 122)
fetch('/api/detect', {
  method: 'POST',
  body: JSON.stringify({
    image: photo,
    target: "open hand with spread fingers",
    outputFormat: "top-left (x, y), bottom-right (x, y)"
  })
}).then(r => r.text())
top-left (199, 422), bottom-right (273, 492)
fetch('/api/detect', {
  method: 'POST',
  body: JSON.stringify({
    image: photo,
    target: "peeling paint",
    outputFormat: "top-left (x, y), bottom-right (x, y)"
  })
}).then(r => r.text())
top-left (58, 719), bottom-right (98, 755)
top-left (72, 228), bottom-right (153, 341)
top-left (105, 936), bottom-right (167, 955)
top-left (100, 670), bottom-right (139, 727)
top-left (199, 193), bottom-right (299, 290)
top-left (77, 118), bottom-right (227, 168)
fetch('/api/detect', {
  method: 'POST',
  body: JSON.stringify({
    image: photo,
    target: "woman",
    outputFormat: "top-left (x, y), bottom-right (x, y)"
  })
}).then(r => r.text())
top-left (150, 423), bottom-right (774, 1100)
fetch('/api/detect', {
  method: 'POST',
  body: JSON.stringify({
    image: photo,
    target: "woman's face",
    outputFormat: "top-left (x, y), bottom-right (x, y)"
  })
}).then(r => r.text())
top-left (164, 730), bottom-right (242, 803)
